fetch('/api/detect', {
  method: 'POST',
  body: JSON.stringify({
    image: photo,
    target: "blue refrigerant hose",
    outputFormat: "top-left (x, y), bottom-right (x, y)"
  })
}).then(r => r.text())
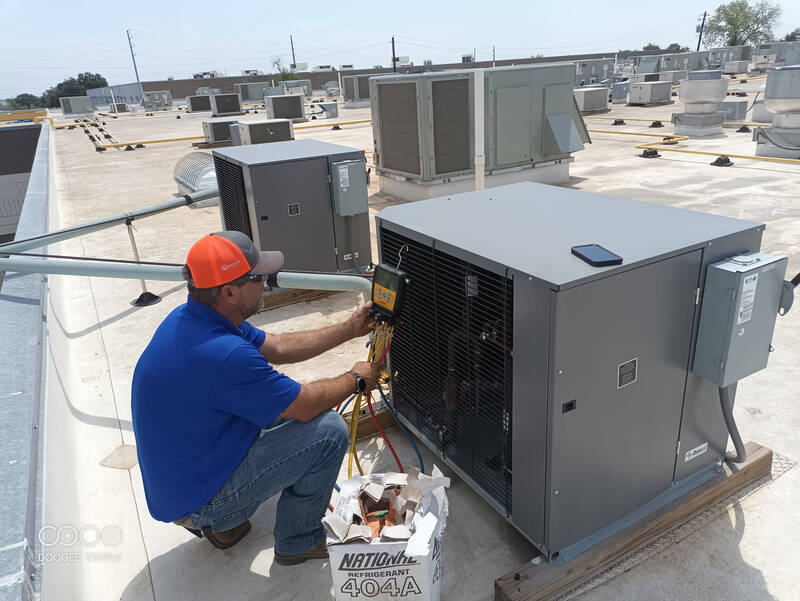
top-left (377, 385), bottom-right (425, 474)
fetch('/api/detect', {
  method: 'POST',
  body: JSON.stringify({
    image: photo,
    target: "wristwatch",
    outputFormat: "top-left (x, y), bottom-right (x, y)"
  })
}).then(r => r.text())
top-left (348, 370), bottom-right (366, 394)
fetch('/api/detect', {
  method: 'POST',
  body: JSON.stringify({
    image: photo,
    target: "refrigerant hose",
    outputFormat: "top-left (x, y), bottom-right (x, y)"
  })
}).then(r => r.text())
top-left (718, 386), bottom-right (747, 463)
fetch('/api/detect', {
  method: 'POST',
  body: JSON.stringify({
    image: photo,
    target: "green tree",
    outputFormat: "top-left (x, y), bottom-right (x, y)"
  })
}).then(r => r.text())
top-left (704, 0), bottom-right (782, 47)
top-left (783, 27), bottom-right (800, 41)
top-left (40, 72), bottom-right (108, 108)
top-left (271, 57), bottom-right (297, 81)
top-left (664, 42), bottom-right (690, 53)
top-left (13, 93), bottom-right (41, 109)
top-left (642, 43), bottom-right (661, 51)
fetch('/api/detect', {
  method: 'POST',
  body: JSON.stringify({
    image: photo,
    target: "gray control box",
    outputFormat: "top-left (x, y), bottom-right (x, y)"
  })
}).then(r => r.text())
top-left (331, 160), bottom-right (369, 216)
top-left (693, 253), bottom-right (787, 387)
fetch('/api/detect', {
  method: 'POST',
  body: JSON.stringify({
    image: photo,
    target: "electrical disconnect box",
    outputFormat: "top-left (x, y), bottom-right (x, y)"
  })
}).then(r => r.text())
top-left (693, 253), bottom-right (787, 387)
top-left (376, 181), bottom-right (786, 563)
top-left (213, 139), bottom-right (371, 273)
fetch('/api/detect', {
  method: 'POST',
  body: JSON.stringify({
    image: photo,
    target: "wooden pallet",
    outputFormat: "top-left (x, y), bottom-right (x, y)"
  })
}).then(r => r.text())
top-left (495, 442), bottom-right (773, 601)
top-left (259, 288), bottom-right (337, 312)
top-left (191, 140), bottom-right (233, 149)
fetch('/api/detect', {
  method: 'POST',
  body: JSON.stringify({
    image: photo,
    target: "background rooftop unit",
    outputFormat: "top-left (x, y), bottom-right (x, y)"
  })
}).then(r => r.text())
top-left (141, 90), bottom-right (172, 110)
top-left (574, 58), bottom-right (615, 87)
top-left (370, 63), bottom-right (589, 198)
top-left (209, 93), bottom-right (243, 117)
top-left (233, 82), bottom-right (273, 102)
top-left (186, 95), bottom-right (212, 112)
top-left (212, 139), bottom-right (371, 273)
top-left (659, 51), bottom-right (709, 72)
top-left (265, 95), bottom-right (306, 122)
top-left (59, 96), bottom-right (94, 115)
top-left (236, 119), bottom-right (294, 145)
top-left (202, 119), bottom-right (238, 144)
top-left (342, 74), bottom-right (374, 103)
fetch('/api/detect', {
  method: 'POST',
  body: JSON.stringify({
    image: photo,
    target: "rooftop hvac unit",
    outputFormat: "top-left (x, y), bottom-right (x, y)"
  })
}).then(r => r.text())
top-left (210, 94), bottom-right (243, 117)
top-left (660, 51), bottom-right (709, 72)
top-left (377, 180), bottom-right (784, 562)
top-left (187, 95), bottom-right (212, 112)
top-left (629, 72), bottom-right (660, 83)
top-left (141, 90), bottom-right (172, 110)
top-left (573, 87), bottom-right (609, 113)
top-left (723, 61), bottom-right (750, 75)
top-left (611, 81), bottom-right (630, 104)
top-left (756, 41), bottom-right (797, 65)
top-left (719, 100), bottom-right (749, 122)
top-left (202, 120), bottom-right (239, 144)
top-left (236, 119), bottom-right (294, 144)
top-left (234, 82), bottom-right (271, 101)
top-left (265, 94), bottom-right (306, 122)
top-left (689, 70), bottom-right (723, 80)
top-left (196, 87), bottom-right (221, 96)
top-left (659, 70), bottom-right (688, 84)
top-left (59, 96), bottom-right (94, 115)
top-left (370, 63), bottom-right (590, 200)
top-left (753, 64), bottom-right (800, 158)
top-left (212, 139), bottom-right (372, 272)
top-left (628, 81), bottom-right (673, 105)
top-left (342, 75), bottom-right (373, 106)
top-left (574, 58), bottom-right (614, 87)
top-left (283, 79), bottom-right (312, 97)
top-left (636, 55), bottom-right (661, 73)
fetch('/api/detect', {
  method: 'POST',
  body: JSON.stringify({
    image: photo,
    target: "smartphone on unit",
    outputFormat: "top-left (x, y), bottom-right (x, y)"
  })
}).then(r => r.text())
top-left (571, 244), bottom-right (623, 267)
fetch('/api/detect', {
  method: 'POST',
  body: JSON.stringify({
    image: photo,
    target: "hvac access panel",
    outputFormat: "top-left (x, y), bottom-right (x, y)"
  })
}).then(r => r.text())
top-left (248, 158), bottom-right (338, 272)
top-left (542, 250), bottom-right (702, 554)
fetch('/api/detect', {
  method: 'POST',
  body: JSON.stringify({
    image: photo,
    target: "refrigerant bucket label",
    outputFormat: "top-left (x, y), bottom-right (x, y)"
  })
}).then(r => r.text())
top-left (737, 273), bottom-right (758, 324)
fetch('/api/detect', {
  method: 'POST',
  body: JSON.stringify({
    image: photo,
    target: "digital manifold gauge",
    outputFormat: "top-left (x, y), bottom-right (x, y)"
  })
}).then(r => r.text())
top-left (369, 264), bottom-right (408, 323)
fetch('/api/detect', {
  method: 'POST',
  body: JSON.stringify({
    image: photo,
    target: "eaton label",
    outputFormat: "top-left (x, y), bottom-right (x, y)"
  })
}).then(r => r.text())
top-left (685, 441), bottom-right (709, 463)
top-left (338, 164), bottom-right (350, 189)
top-left (737, 273), bottom-right (758, 325)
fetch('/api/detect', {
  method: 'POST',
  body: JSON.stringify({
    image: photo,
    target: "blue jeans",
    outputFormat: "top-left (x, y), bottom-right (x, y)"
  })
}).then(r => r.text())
top-left (189, 410), bottom-right (348, 556)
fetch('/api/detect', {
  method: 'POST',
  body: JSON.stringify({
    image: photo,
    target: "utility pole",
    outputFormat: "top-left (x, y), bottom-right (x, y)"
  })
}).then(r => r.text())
top-left (290, 35), bottom-right (297, 67)
top-left (492, 45), bottom-right (496, 67)
top-left (392, 36), bottom-right (397, 72)
top-left (126, 29), bottom-right (143, 100)
top-left (696, 11), bottom-right (707, 51)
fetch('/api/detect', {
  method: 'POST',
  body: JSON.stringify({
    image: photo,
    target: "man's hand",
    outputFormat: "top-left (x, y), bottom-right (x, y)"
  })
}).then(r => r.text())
top-left (347, 302), bottom-right (374, 339)
top-left (352, 360), bottom-right (383, 392)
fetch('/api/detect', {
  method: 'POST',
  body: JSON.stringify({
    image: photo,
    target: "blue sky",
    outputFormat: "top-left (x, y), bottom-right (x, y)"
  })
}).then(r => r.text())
top-left (1, 0), bottom-right (799, 98)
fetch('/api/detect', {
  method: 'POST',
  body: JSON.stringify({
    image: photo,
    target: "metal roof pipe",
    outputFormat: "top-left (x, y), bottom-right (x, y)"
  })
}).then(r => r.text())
top-left (0, 256), bottom-right (183, 281)
top-left (0, 187), bottom-right (219, 253)
top-left (0, 257), bottom-right (372, 298)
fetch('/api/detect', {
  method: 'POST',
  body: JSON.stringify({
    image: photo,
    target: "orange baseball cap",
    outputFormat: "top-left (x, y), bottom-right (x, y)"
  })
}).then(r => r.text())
top-left (185, 231), bottom-right (284, 289)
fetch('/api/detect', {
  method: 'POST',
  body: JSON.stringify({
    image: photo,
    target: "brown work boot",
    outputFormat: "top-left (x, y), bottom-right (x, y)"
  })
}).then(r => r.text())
top-left (177, 519), bottom-right (252, 550)
top-left (274, 539), bottom-right (329, 566)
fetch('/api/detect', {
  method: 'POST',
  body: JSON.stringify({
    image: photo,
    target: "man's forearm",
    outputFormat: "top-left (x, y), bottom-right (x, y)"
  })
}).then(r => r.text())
top-left (270, 321), bottom-right (355, 364)
top-left (279, 373), bottom-right (354, 422)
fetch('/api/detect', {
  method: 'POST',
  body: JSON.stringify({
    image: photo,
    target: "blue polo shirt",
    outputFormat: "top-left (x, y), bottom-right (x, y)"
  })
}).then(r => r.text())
top-left (131, 296), bottom-right (301, 522)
